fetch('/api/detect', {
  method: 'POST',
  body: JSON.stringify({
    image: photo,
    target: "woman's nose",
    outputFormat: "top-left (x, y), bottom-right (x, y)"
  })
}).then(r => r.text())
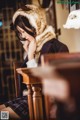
top-left (22, 33), bottom-right (25, 38)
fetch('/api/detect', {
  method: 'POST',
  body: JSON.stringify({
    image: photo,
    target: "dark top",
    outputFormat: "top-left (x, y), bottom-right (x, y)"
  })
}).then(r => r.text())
top-left (22, 38), bottom-right (69, 67)
top-left (19, 38), bottom-right (69, 96)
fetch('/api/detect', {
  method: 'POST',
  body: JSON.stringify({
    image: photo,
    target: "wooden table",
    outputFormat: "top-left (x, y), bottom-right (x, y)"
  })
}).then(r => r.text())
top-left (16, 67), bottom-right (44, 120)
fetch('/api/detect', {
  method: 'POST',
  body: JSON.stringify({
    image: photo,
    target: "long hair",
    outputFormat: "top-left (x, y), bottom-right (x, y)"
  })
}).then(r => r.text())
top-left (10, 15), bottom-right (36, 41)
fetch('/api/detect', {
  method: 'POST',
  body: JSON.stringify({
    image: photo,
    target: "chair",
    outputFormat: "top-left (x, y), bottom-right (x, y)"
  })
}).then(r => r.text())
top-left (41, 52), bottom-right (80, 112)
top-left (41, 52), bottom-right (80, 66)
top-left (13, 61), bottom-right (23, 97)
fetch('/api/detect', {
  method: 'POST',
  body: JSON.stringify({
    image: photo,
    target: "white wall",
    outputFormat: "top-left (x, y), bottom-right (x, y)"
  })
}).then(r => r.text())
top-left (32, 0), bottom-right (80, 52)
top-left (55, 2), bottom-right (80, 52)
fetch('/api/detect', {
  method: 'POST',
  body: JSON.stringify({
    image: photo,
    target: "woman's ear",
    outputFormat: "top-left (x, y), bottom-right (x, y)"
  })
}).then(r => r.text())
top-left (10, 22), bottom-right (14, 30)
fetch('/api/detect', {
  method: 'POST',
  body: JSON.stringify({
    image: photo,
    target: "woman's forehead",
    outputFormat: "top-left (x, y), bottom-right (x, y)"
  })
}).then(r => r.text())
top-left (17, 26), bottom-right (24, 32)
top-left (17, 25), bottom-right (33, 33)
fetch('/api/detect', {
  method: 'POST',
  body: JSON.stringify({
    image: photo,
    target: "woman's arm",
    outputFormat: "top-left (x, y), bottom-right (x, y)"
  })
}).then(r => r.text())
top-left (23, 39), bottom-right (37, 68)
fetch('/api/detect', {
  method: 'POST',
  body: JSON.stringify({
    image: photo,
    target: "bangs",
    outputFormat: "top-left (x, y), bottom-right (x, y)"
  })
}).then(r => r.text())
top-left (14, 15), bottom-right (36, 38)
top-left (14, 15), bottom-right (32, 30)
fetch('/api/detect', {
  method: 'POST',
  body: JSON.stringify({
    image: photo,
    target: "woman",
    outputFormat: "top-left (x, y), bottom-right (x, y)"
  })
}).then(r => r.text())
top-left (0, 4), bottom-right (69, 120)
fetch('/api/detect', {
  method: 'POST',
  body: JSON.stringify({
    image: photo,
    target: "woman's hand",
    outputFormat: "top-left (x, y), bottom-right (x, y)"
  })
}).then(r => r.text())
top-left (28, 39), bottom-right (36, 60)
top-left (23, 39), bottom-right (36, 61)
top-left (23, 41), bottom-right (29, 52)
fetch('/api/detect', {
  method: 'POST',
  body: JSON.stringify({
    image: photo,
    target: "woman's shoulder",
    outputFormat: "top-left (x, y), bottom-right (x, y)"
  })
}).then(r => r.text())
top-left (42, 38), bottom-right (66, 46)
top-left (42, 38), bottom-right (68, 48)
top-left (42, 38), bottom-right (57, 48)
top-left (42, 38), bottom-right (69, 53)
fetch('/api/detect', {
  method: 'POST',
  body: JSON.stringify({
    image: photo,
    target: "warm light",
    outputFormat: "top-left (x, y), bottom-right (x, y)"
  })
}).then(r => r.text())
top-left (63, 9), bottom-right (80, 29)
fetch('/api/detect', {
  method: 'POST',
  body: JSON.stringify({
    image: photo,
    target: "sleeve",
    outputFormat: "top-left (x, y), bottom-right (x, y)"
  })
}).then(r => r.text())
top-left (26, 59), bottom-right (38, 68)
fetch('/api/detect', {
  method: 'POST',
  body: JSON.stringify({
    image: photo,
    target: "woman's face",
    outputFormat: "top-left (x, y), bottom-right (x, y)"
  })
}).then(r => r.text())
top-left (17, 25), bottom-right (35, 51)
top-left (17, 25), bottom-right (34, 42)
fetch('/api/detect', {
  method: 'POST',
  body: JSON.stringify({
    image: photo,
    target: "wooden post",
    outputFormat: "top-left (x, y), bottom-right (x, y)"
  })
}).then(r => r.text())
top-left (27, 84), bottom-right (34, 120)
top-left (32, 84), bottom-right (44, 120)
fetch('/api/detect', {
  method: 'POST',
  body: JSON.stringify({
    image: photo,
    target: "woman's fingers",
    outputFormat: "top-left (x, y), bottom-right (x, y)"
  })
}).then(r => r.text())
top-left (28, 40), bottom-right (36, 60)
top-left (28, 40), bottom-right (36, 53)
top-left (22, 39), bottom-right (36, 60)
top-left (23, 41), bottom-right (29, 52)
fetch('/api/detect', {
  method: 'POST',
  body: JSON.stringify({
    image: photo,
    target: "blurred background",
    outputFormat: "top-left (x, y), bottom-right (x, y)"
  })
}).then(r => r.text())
top-left (0, 0), bottom-right (80, 104)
